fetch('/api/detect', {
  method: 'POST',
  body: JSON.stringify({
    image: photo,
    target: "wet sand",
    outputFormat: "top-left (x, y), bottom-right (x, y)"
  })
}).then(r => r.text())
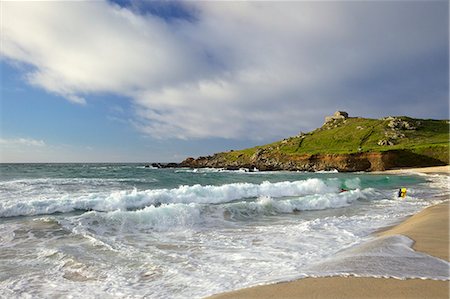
top-left (208, 166), bottom-right (449, 299)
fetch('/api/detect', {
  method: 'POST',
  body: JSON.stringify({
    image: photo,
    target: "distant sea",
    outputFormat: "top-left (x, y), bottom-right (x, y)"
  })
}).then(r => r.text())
top-left (0, 163), bottom-right (448, 298)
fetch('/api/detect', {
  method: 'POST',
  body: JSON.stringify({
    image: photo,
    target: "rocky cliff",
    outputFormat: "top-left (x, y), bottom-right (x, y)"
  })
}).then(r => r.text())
top-left (180, 150), bottom-right (447, 172)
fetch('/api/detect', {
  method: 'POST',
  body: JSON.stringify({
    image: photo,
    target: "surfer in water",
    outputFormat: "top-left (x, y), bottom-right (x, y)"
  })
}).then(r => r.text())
top-left (398, 188), bottom-right (407, 198)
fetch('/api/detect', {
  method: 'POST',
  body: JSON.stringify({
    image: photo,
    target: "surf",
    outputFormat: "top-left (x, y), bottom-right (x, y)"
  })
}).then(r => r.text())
top-left (0, 178), bottom-right (347, 217)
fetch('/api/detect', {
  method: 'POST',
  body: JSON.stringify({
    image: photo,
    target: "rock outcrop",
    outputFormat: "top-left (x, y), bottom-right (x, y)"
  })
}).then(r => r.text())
top-left (180, 150), bottom-right (446, 172)
top-left (385, 116), bottom-right (417, 130)
top-left (378, 117), bottom-right (419, 146)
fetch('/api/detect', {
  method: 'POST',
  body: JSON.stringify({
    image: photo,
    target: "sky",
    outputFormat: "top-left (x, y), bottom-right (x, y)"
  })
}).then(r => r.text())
top-left (0, 0), bottom-right (448, 163)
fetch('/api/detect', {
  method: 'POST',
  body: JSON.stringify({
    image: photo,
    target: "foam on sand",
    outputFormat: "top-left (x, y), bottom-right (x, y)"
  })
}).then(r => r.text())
top-left (304, 234), bottom-right (449, 280)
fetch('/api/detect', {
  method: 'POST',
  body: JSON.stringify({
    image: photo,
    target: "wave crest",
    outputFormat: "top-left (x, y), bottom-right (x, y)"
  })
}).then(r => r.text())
top-left (0, 179), bottom-right (338, 217)
top-left (60, 188), bottom-right (375, 233)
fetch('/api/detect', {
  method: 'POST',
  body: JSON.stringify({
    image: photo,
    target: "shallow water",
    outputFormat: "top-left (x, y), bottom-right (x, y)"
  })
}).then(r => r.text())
top-left (0, 164), bottom-right (448, 298)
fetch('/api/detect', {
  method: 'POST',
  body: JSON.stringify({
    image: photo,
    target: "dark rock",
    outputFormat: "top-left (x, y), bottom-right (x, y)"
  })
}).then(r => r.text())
top-left (149, 162), bottom-right (180, 168)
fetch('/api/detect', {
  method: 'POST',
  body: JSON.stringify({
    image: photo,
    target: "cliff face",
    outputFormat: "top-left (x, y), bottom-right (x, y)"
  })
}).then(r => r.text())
top-left (179, 114), bottom-right (449, 172)
top-left (180, 150), bottom-right (447, 172)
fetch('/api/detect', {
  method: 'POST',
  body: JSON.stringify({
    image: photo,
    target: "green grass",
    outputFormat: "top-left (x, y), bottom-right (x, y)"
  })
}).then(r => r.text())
top-left (292, 118), bottom-right (385, 154)
top-left (218, 117), bottom-right (449, 164)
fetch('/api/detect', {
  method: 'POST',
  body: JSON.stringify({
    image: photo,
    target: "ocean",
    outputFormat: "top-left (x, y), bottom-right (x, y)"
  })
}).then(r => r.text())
top-left (0, 163), bottom-right (448, 298)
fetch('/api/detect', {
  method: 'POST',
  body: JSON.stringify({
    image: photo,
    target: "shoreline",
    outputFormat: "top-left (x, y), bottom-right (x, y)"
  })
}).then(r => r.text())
top-left (208, 166), bottom-right (449, 299)
top-left (376, 165), bottom-right (450, 175)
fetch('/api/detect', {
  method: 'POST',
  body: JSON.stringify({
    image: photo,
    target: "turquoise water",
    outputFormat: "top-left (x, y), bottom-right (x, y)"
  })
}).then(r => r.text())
top-left (0, 164), bottom-right (448, 298)
top-left (0, 163), bottom-right (424, 187)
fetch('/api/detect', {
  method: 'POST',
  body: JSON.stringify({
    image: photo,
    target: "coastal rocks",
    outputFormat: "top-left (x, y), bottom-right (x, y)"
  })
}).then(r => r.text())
top-left (251, 148), bottom-right (266, 162)
top-left (180, 157), bottom-right (195, 167)
top-left (181, 152), bottom-right (377, 172)
top-left (303, 154), bottom-right (372, 172)
top-left (378, 139), bottom-right (394, 146)
top-left (378, 131), bottom-right (406, 146)
top-left (385, 131), bottom-right (405, 140)
top-left (180, 148), bottom-right (447, 172)
top-left (297, 132), bottom-right (307, 138)
top-left (387, 118), bottom-right (416, 130)
top-left (383, 116), bottom-right (417, 131)
top-left (378, 117), bottom-right (419, 147)
top-left (150, 162), bottom-right (180, 168)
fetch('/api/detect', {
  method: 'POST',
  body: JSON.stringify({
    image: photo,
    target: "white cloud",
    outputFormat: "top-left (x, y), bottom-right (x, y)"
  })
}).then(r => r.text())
top-left (0, 137), bottom-right (46, 147)
top-left (0, 138), bottom-right (110, 162)
top-left (2, 1), bottom-right (205, 97)
top-left (1, 1), bottom-right (447, 140)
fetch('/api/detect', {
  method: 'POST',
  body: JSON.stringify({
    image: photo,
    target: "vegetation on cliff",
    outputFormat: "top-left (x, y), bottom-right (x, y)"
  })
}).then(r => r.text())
top-left (181, 113), bottom-right (449, 171)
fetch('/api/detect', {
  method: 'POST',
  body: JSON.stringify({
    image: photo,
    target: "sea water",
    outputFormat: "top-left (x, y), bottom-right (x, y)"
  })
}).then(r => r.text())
top-left (0, 164), bottom-right (448, 298)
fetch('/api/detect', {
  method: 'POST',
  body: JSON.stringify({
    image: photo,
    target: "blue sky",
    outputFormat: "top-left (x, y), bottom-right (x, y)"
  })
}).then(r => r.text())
top-left (1, 1), bottom-right (448, 163)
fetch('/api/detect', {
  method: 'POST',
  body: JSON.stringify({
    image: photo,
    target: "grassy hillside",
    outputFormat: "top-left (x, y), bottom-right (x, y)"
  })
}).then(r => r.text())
top-left (216, 116), bottom-right (449, 165)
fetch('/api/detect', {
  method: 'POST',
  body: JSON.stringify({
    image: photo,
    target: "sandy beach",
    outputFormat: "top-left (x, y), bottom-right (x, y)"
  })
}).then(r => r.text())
top-left (381, 165), bottom-right (450, 175)
top-left (209, 166), bottom-right (450, 299)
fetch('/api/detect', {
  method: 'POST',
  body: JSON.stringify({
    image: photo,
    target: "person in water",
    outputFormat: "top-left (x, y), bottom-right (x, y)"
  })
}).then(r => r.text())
top-left (398, 188), bottom-right (407, 198)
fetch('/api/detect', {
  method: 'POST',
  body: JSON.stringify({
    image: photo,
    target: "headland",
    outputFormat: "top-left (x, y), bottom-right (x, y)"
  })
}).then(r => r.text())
top-left (179, 113), bottom-right (449, 172)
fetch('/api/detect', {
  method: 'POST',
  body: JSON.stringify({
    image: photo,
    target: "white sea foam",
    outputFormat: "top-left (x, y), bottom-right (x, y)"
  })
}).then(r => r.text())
top-left (175, 167), bottom-right (261, 174)
top-left (426, 174), bottom-right (450, 196)
top-left (304, 235), bottom-right (450, 280)
top-left (70, 203), bottom-right (203, 233)
top-left (315, 169), bottom-right (339, 173)
top-left (0, 179), bottom-right (340, 217)
top-left (59, 188), bottom-right (377, 234)
top-left (54, 198), bottom-right (448, 299)
top-left (226, 188), bottom-right (373, 219)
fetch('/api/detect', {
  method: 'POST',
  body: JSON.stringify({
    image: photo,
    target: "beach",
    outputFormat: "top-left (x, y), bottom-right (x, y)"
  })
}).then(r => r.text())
top-left (209, 166), bottom-right (450, 299)
top-left (381, 165), bottom-right (450, 175)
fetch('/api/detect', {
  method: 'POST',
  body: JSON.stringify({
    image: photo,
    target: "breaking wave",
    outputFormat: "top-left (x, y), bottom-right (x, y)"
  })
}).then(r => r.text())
top-left (62, 188), bottom-right (376, 232)
top-left (0, 178), bottom-right (355, 217)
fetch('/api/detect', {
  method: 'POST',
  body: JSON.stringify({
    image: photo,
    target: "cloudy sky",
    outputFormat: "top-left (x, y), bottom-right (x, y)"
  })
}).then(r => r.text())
top-left (1, 0), bottom-right (448, 163)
